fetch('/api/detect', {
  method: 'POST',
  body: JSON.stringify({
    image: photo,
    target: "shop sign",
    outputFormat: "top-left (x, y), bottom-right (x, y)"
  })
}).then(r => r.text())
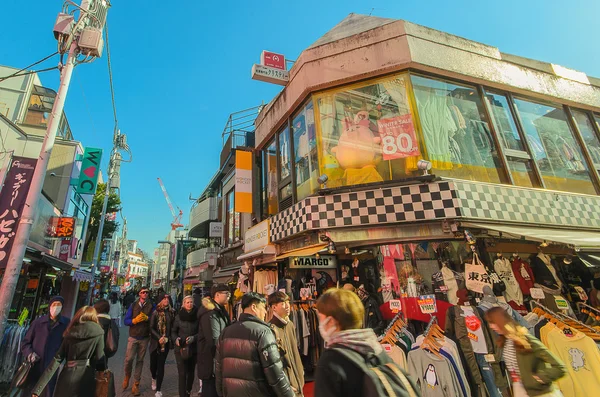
top-left (377, 115), bottom-right (419, 160)
top-left (574, 286), bottom-right (588, 301)
top-left (244, 219), bottom-right (270, 253)
top-left (59, 239), bottom-right (71, 261)
top-left (251, 64), bottom-right (289, 86)
top-left (76, 147), bottom-right (103, 195)
top-left (46, 217), bottom-right (76, 238)
top-left (0, 157), bottom-right (37, 267)
top-left (289, 255), bottom-right (337, 269)
top-left (100, 265), bottom-right (110, 273)
top-left (417, 295), bottom-right (437, 314)
top-left (554, 296), bottom-right (570, 311)
top-left (198, 262), bottom-right (209, 271)
top-left (209, 222), bottom-right (223, 238)
top-left (261, 51), bottom-right (286, 70)
top-left (235, 150), bottom-right (253, 213)
top-left (389, 299), bottom-right (401, 313)
top-left (529, 288), bottom-right (545, 300)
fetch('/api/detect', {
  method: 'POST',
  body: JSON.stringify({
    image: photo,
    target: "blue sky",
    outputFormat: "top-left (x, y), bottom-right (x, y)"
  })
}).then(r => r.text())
top-left (1, 0), bottom-right (599, 253)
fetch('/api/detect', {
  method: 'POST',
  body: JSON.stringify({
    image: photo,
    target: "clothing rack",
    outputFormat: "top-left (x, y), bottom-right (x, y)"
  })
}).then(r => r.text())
top-left (531, 300), bottom-right (600, 336)
top-left (577, 302), bottom-right (600, 317)
top-left (423, 315), bottom-right (438, 336)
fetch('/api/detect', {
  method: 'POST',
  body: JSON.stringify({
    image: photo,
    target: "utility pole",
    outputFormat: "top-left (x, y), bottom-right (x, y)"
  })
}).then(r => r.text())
top-left (0, 0), bottom-right (110, 336)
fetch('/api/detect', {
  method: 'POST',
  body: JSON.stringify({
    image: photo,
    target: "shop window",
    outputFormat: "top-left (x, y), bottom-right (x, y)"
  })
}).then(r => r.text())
top-left (23, 85), bottom-right (55, 126)
top-left (513, 98), bottom-right (595, 195)
top-left (572, 110), bottom-right (600, 170)
top-left (410, 75), bottom-right (505, 183)
top-left (293, 101), bottom-right (318, 200)
top-left (262, 139), bottom-right (278, 216)
top-left (225, 190), bottom-right (240, 244)
top-left (279, 126), bottom-right (291, 181)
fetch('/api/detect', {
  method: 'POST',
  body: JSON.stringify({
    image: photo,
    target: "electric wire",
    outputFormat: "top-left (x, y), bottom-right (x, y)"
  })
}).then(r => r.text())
top-left (0, 51), bottom-right (59, 83)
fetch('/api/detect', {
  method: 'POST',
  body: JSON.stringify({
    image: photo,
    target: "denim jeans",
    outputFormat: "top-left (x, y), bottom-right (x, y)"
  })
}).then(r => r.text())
top-left (124, 337), bottom-right (150, 382)
top-left (475, 353), bottom-right (502, 397)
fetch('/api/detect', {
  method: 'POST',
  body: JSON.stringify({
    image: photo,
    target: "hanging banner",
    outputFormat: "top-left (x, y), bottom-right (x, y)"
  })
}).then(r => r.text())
top-left (377, 114), bottom-right (419, 160)
top-left (0, 157), bottom-right (37, 267)
top-left (59, 239), bottom-right (71, 261)
top-left (235, 150), bottom-right (253, 213)
top-left (76, 147), bottom-right (103, 195)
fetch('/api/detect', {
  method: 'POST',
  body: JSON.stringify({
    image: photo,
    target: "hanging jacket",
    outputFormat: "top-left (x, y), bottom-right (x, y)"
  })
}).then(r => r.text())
top-left (197, 297), bottom-right (230, 379)
top-left (511, 257), bottom-right (535, 295)
top-left (530, 255), bottom-right (563, 290)
top-left (362, 295), bottom-right (385, 335)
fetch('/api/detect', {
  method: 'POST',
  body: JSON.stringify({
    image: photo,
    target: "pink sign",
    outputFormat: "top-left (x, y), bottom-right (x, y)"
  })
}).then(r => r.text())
top-left (59, 239), bottom-right (71, 261)
top-left (377, 115), bottom-right (419, 160)
top-left (261, 51), bottom-right (286, 70)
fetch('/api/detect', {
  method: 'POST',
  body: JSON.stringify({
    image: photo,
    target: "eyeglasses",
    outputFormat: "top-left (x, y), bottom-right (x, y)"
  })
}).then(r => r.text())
top-left (140, 291), bottom-right (149, 295)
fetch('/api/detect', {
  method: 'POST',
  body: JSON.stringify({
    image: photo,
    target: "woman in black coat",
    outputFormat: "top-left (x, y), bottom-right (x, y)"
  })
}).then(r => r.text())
top-left (150, 294), bottom-right (175, 396)
top-left (32, 306), bottom-right (105, 397)
top-left (171, 296), bottom-right (199, 397)
top-left (93, 299), bottom-right (113, 369)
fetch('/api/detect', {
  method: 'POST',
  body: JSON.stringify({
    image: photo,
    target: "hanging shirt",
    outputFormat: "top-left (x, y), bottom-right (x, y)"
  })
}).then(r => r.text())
top-left (461, 306), bottom-right (488, 354)
top-left (441, 266), bottom-right (459, 305)
top-left (407, 348), bottom-right (464, 397)
top-left (511, 257), bottom-right (535, 295)
top-left (383, 343), bottom-right (407, 370)
top-left (494, 257), bottom-right (524, 305)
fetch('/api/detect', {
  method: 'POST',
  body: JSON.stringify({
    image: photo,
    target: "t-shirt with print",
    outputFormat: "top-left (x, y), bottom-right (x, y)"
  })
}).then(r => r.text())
top-left (461, 306), bottom-right (488, 354)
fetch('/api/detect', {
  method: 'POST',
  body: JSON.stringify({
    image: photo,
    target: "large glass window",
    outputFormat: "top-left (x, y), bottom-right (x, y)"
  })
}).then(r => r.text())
top-left (572, 110), bottom-right (600, 170)
top-left (226, 190), bottom-right (240, 244)
top-left (24, 85), bottom-right (55, 126)
top-left (411, 75), bottom-right (505, 183)
top-left (278, 126), bottom-right (291, 181)
top-left (513, 99), bottom-right (595, 194)
top-left (293, 101), bottom-right (318, 200)
top-left (262, 139), bottom-right (278, 216)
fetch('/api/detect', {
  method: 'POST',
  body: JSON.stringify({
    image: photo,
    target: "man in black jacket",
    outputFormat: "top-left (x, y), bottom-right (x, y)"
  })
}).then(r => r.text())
top-left (197, 284), bottom-right (231, 397)
top-left (215, 292), bottom-right (294, 397)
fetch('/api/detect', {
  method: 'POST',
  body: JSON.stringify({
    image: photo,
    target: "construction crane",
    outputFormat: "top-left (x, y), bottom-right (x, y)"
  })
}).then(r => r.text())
top-left (157, 177), bottom-right (184, 230)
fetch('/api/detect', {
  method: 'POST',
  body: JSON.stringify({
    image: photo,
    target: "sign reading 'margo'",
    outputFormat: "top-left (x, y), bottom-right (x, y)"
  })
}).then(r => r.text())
top-left (289, 255), bottom-right (337, 269)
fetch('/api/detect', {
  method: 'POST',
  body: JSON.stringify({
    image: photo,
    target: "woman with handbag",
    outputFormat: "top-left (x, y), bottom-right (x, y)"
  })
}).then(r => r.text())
top-left (150, 294), bottom-right (174, 397)
top-left (172, 295), bottom-right (199, 397)
top-left (31, 306), bottom-right (106, 397)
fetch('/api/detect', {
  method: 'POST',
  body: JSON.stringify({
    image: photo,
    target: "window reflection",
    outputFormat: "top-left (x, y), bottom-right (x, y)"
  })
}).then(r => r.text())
top-left (262, 140), bottom-right (278, 216)
top-left (572, 110), bottom-right (600, 170)
top-left (279, 127), bottom-right (291, 180)
top-left (293, 102), bottom-right (318, 200)
top-left (226, 190), bottom-right (240, 244)
top-left (513, 99), bottom-right (595, 194)
top-left (485, 92), bottom-right (524, 151)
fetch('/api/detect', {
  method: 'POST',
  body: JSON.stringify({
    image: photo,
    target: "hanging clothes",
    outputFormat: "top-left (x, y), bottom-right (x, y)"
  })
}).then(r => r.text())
top-left (531, 253), bottom-right (563, 290)
top-left (511, 256), bottom-right (535, 296)
top-left (494, 257), bottom-right (524, 306)
top-left (408, 348), bottom-right (464, 397)
top-left (417, 92), bottom-right (457, 169)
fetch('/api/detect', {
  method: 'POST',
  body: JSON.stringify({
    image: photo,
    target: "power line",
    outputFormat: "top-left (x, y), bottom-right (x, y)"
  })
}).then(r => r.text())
top-left (0, 66), bottom-right (59, 83)
top-left (0, 52), bottom-right (59, 83)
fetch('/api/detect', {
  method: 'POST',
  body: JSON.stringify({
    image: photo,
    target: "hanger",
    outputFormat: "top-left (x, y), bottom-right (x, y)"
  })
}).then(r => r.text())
top-left (531, 300), bottom-right (600, 340)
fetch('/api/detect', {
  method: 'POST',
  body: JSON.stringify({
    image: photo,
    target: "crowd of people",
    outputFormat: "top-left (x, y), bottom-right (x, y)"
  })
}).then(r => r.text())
top-left (14, 282), bottom-right (568, 397)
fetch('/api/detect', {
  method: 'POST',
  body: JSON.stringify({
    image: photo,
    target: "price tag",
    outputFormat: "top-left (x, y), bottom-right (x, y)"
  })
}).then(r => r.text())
top-left (417, 295), bottom-right (437, 314)
top-left (574, 286), bottom-right (588, 301)
top-left (467, 331), bottom-right (478, 341)
top-left (529, 288), bottom-right (545, 300)
top-left (389, 299), bottom-right (401, 313)
top-left (554, 296), bottom-right (570, 311)
top-left (382, 343), bottom-right (393, 353)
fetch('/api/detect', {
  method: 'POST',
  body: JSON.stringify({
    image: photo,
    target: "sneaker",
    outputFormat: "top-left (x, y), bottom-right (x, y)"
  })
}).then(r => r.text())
top-left (155, 392), bottom-right (163, 397)
top-left (152, 378), bottom-right (157, 391)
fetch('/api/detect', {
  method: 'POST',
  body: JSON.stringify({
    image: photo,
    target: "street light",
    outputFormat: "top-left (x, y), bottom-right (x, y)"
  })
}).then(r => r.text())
top-left (157, 240), bottom-right (174, 289)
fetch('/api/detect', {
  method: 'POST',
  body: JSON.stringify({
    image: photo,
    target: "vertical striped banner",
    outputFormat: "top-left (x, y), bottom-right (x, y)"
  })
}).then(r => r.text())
top-left (235, 150), bottom-right (253, 213)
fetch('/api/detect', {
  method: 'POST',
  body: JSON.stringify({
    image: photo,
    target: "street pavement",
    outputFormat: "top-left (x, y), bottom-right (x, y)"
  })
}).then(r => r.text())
top-left (113, 323), bottom-right (199, 397)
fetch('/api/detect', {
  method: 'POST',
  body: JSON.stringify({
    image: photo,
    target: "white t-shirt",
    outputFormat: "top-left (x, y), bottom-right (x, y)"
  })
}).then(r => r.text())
top-left (461, 306), bottom-right (488, 354)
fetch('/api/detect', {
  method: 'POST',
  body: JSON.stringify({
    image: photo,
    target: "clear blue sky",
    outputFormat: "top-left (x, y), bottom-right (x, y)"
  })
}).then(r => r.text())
top-left (1, 0), bottom-right (599, 253)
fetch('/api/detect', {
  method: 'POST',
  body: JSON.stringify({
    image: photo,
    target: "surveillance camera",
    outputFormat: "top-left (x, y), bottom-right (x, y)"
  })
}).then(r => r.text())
top-left (317, 174), bottom-right (329, 185)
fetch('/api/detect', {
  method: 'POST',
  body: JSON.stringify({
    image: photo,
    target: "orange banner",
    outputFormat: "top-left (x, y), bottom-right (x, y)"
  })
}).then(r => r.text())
top-left (235, 150), bottom-right (253, 213)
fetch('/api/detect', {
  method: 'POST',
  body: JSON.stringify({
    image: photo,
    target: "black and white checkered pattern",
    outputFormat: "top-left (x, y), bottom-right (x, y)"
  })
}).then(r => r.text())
top-left (269, 181), bottom-right (460, 242)
top-left (454, 181), bottom-right (600, 228)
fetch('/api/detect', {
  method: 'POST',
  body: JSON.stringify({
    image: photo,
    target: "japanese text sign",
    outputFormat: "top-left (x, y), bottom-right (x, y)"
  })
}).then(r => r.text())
top-left (76, 147), bottom-right (102, 195)
top-left (377, 115), bottom-right (420, 160)
top-left (465, 256), bottom-right (493, 294)
top-left (251, 64), bottom-right (289, 85)
top-left (47, 217), bottom-right (75, 238)
top-left (0, 157), bottom-right (37, 267)
top-left (417, 295), bottom-right (437, 314)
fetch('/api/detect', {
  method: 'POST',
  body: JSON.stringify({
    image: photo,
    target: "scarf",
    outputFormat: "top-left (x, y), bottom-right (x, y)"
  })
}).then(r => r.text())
top-left (157, 305), bottom-right (167, 337)
top-left (326, 328), bottom-right (383, 356)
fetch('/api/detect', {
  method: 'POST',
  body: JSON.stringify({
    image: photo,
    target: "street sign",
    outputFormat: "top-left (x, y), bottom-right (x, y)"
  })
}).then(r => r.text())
top-left (251, 64), bottom-right (289, 85)
top-left (76, 147), bottom-right (102, 194)
top-left (261, 51), bottom-right (286, 70)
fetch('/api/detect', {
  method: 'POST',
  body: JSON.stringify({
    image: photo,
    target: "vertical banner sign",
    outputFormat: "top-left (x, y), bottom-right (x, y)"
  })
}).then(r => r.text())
top-left (377, 115), bottom-right (419, 160)
top-left (235, 150), bottom-right (253, 213)
top-left (59, 239), bottom-right (71, 261)
top-left (76, 147), bottom-right (102, 195)
top-left (0, 157), bottom-right (37, 267)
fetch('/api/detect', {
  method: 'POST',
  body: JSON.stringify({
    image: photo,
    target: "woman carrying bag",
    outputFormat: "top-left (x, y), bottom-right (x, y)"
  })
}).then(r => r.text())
top-left (172, 296), bottom-right (199, 397)
top-left (150, 294), bottom-right (174, 397)
top-left (31, 306), bottom-right (106, 397)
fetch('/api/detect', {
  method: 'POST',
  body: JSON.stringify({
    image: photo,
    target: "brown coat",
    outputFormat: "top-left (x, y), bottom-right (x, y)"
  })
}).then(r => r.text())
top-left (270, 314), bottom-right (305, 396)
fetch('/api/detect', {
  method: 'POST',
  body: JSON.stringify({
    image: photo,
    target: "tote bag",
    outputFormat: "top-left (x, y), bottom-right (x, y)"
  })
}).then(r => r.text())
top-left (465, 253), bottom-right (493, 293)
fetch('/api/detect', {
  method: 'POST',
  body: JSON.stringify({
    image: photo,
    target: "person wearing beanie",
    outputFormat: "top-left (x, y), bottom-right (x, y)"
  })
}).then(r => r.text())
top-left (197, 284), bottom-right (231, 397)
top-left (21, 296), bottom-right (70, 397)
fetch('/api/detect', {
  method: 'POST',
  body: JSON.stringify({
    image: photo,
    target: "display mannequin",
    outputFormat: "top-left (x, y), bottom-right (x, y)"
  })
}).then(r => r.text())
top-left (494, 253), bottom-right (524, 306)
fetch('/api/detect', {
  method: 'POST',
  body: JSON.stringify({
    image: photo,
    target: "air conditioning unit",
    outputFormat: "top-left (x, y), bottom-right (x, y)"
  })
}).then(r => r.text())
top-left (78, 28), bottom-right (104, 57)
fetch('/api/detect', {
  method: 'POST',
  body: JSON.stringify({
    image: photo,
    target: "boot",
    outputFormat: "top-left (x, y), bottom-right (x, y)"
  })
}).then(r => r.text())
top-left (132, 382), bottom-right (141, 396)
top-left (122, 375), bottom-right (130, 390)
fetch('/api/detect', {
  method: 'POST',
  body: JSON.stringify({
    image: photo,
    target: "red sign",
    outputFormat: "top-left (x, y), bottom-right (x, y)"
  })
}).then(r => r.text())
top-left (377, 115), bottom-right (420, 160)
top-left (261, 51), bottom-right (286, 70)
top-left (47, 217), bottom-right (76, 238)
top-left (100, 265), bottom-right (110, 273)
top-left (59, 239), bottom-right (71, 261)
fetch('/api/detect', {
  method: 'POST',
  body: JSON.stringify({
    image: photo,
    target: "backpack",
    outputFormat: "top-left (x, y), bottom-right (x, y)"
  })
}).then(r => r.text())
top-left (331, 347), bottom-right (420, 397)
top-left (105, 319), bottom-right (120, 358)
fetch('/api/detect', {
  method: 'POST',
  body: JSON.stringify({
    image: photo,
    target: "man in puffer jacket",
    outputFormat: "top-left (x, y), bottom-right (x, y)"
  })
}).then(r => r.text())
top-left (215, 292), bottom-right (294, 397)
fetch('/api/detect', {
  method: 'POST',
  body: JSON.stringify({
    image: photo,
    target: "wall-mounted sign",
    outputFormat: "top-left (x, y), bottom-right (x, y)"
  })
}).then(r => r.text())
top-left (261, 51), bottom-right (286, 70)
top-left (244, 219), bottom-right (270, 253)
top-left (289, 255), bottom-right (337, 269)
top-left (251, 64), bottom-right (289, 86)
top-left (76, 147), bottom-right (102, 195)
top-left (46, 217), bottom-right (76, 238)
top-left (235, 150), bottom-right (253, 213)
top-left (209, 222), bottom-right (223, 238)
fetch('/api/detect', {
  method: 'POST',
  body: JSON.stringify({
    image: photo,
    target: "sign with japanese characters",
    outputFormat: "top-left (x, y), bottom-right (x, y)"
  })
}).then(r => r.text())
top-left (251, 64), bottom-right (289, 85)
top-left (46, 217), bottom-right (76, 238)
top-left (417, 295), bottom-right (437, 314)
top-left (465, 260), bottom-right (493, 293)
top-left (0, 157), bottom-right (37, 267)
top-left (76, 147), bottom-right (102, 195)
top-left (377, 114), bottom-right (420, 160)
top-left (261, 51), bottom-right (286, 70)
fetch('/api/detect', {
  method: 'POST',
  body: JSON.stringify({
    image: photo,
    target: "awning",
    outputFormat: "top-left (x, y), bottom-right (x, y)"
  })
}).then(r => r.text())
top-left (41, 253), bottom-right (72, 271)
top-left (275, 244), bottom-right (327, 261)
top-left (73, 269), bottom-right (94, 283)
top-left (462, 222), bottom-right (600, 251)
top-left (212, 265), bottom-right (242, 283)
top-left (237, 245), bottom-right (277, 261)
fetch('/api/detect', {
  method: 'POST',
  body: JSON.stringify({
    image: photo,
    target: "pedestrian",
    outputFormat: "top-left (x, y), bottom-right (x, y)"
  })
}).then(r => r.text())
top-left (314, 288), bottom-right (407, 397)
top-left (123, 286), bottom-right (155, 396)
top-left (31, 306), bottom-right (105, 397)
top-left (197, 284), bottom-right (231, 397)
top-left (485, 307), bottom-right (566, 397)
top-left (93, 299), bottom-right (113, 369)
top-left (268, 292), bottom-right (305, 397)
top-left (215, 292), bottom-right (294, 397)
top-left (20, 296), bottom-right (69, 397)
top-left (150, 293), bottom-right (175, 397)
top-left (109, 292), bottom-right (123, 327)
top-left (172, 295), bottom-right (199, 397)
